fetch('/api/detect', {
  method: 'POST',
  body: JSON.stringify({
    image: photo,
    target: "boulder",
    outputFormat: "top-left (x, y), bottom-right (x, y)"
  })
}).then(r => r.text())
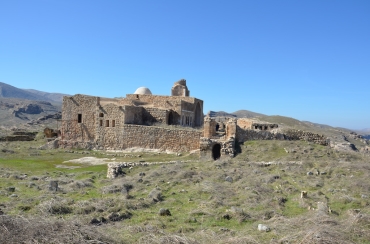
top-left (148, 188), bottom-right (163, 202)
top-left (225, 176), bottom-right (233, 183)
top-left (258, 224), bottom-right (270, 232)
top-left (159, 208), bottom-right (171, 216)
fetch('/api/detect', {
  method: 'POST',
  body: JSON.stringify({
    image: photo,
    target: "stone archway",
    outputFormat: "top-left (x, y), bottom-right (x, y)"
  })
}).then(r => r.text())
top-left (194, 102), bottom-right (202, 127)
top-left (212, 144), bottom-right (221, 160)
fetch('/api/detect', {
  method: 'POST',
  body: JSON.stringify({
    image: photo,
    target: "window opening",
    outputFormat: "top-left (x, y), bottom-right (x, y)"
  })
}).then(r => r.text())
top-left (112, 120), bottom-right (115, 127)
top-left (100, 120), bottom-right (103, 126)
top-left (106, 120), bottom-right (109, 127)
top-left (99, 113), bottom-right (104, 117)
top-left (78, 114), bottom-right (82, 123)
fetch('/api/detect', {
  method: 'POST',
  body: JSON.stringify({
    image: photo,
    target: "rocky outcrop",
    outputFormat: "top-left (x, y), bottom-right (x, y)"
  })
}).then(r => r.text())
top-left (13, 104), bottom-right (43, 115)
top-left (27, 112), bottom-right (62, 125)
top-left (330, 141), bottom-right (358, 152)
top-left (39, 138), bottom-right (60, 150)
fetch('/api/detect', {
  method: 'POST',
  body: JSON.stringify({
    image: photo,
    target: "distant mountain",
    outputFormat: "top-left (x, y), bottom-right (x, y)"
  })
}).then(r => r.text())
top-left (356, 128), bottom-right (370, 139)
top-left (0, 82), bottom-right (68, 103)
top-left (206, 109), bottom-right (265, 118)
top-left (23, 89), bottom-right (67, 103)
top-left (232, 110), bottom-right (266, 118)
top-left (206, 111), bottom-right (236, 117)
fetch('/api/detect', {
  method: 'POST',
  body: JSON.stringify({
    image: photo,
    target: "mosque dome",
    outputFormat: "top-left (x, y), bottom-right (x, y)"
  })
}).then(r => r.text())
top-left (134, 87), bottom-right (152, 95)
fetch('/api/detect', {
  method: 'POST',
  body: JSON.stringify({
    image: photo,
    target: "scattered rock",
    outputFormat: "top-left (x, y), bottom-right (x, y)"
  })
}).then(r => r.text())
top-left (317, 201), bottom-right (329, 216)
top-left (159, 208), bottom-right (171, 216)
top-left (49, 181), bottom-right (58, 192)
top-left (6, 186), bottom-right (15, 192)
top-left (107, 212), bottom-right (132, 222)
top-left (148, 188), bottom-right (163, 202)
top-left (219, 228), bottom-right (230, 232)
top-left (90, 217), bottom-right (107, 225)
top-left (230, 206), bottom-right (243, 214)
top-left (225, 176), bottom-right (233, 183)
top-left (222, 214), bottom-right (231, 220)
top-left (39, 138), bottom-right (60, 150)
top-left (258, 224), bottom-right (270, 232)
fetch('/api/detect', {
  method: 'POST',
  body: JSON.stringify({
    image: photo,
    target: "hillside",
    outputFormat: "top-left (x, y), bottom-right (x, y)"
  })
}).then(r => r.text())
top-left (0, 137), bottom-right (370, 243)
top-left (23, 89), bottom-right (67, 103)
top-left (0, 82), bottom-right (66, 132)
top-left (0, 82), bottom-right (67, 103)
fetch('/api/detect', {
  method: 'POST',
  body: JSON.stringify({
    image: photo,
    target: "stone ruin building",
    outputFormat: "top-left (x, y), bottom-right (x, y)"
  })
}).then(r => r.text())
top-left (60, 80), bottom-right (204, 152)
top-left (59, 79), bottom-right (328, 161)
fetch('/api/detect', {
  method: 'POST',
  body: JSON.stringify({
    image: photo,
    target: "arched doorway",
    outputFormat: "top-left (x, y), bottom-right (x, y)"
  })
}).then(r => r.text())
top-left (168, 111), bottom-right (174, 125)
top-left (212, 144), bottom-right (221, 160)
top-left (194, 102), bottom-right (202, 127)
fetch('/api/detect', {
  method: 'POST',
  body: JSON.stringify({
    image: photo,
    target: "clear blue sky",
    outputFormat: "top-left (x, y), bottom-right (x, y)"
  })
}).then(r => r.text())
top-left (1, 1), bottom-right (369, 130)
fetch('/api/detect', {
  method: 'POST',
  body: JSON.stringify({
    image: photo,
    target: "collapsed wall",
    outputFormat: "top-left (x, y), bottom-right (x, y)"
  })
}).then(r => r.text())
top-left (283, 129), bottom-right (329, 146)
top-left (236, 127), bottom-right (285, 142)
top-left (235, 127), bottom-right (328, 145)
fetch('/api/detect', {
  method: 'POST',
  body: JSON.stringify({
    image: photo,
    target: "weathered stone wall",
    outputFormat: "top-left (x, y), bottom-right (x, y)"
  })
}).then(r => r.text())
top-left (171, 79), bottom-right (190, 97)
top-left (142, 107), bottom-right (169, 125)
top-left (203, 117), bottom-right (217, 138)
top-left (235, 126), bottom-right (328, 145)
top-left (200, 137), bottom-right (235, 159)
top-left (124, 106), bottom-right (143, 125)
top-left (121, 94), bottom-right (203, 126)
top-left (120, 125), bottom-right (202, 152)
top-left (60, 124), bottom-right (202, 152)
top-left (283, 129), bottom-right (329, 145)
top-left (95, 103), bottom-right (126, 149)
top-left (61, 95), bottom-right (98, 141)
top-left (236, 127), bottom-right (286, 142)
top-left (237, 118), bottom-right (254, 130)
top-left (226, 119), bottom-right (237, 140)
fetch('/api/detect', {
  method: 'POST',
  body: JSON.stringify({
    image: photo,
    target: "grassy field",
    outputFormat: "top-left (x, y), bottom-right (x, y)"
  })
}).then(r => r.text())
top-left (1, 138), bottom-right (370, 243)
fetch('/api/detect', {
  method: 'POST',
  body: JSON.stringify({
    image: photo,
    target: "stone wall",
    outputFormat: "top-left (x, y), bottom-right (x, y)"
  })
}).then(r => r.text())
top-left (235, 127), bottom-right (328, 145)
top-left (200, 137), bottom-right (235, 159)
top-left (120, 125), bottom-right (202, 152)
top-left (237, 118), bottom-right (254, 130)
top-left (60, 124), bottom-right (202, 152)
top-left (283, 130), bottom-right (329, 145)
top-left (142, 107), bottom-right (169, 125)
top-left (236, 127), bottom-right (286, 142)
top-left (121, 94), bottom-right (203, 126)
top-left (61, 95), bottom-right (98, 142)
